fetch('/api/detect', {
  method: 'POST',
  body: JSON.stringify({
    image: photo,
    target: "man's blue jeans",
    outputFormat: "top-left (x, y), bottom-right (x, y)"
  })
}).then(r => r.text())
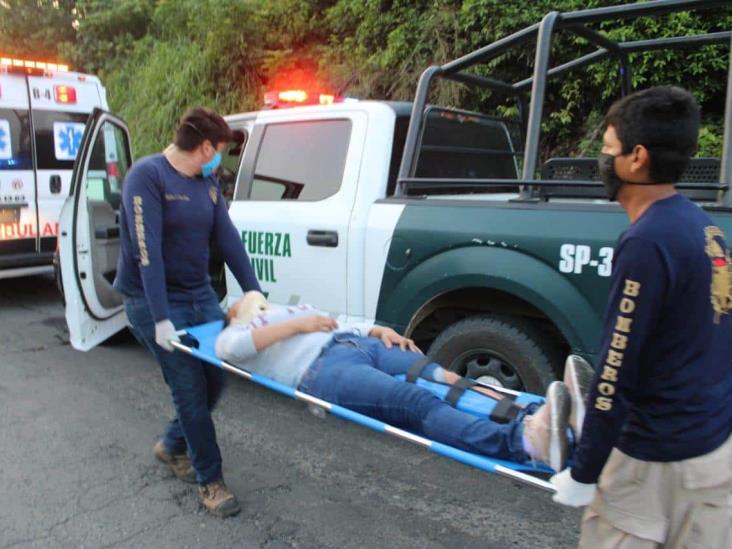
top-left (298, 334), bottom-right (534, 462)
top-left (125, 290), bottom-right (225, 485)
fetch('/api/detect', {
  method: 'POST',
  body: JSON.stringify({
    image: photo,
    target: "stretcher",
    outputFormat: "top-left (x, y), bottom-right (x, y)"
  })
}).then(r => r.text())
top-left (172, 321), bottom-right (558, 493)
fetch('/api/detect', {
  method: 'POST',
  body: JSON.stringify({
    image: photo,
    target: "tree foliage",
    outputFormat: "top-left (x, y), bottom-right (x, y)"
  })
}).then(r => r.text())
top-left (0, 0), bottom-right (76, 59)
top-left (0, 0), bottom-right (729, 159)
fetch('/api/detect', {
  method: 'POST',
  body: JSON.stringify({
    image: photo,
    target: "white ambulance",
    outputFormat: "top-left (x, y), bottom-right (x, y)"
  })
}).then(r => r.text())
top-left (0, 56), bottom-right (108, 279)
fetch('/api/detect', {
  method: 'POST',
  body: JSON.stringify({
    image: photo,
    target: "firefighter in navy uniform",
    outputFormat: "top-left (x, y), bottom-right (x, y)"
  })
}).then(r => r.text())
top-left (551, 86), bottom-right (732, 548)
top-left (114, 107), bottom-right (260, 518)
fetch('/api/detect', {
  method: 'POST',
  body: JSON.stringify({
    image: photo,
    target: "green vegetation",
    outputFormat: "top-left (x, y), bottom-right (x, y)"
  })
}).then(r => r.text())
top-left (1, 0), bottom-right (730, 159)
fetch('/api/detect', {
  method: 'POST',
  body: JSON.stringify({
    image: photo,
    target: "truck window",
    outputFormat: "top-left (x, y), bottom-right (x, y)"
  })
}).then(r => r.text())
top-left (386, 116), bottom-right (411, 197)
top-left (0, 108), bottom-right (32, 170)
top-left (415, 110), bottom-right (518, 180)
top-left (32, 110), bottom-right (90, 170)
top-left (249, 119), bottom-right (351, 201)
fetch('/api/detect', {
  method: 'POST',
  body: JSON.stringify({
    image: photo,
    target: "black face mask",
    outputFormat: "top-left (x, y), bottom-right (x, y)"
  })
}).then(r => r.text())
top-left (598, 151), bottom-right (665, 201)
top-left (597, 153), bottom-right (624, 201)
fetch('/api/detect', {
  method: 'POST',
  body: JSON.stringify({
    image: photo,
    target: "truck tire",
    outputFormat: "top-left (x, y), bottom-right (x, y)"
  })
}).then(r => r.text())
top-left (427, 314), bottom-right (558, 394)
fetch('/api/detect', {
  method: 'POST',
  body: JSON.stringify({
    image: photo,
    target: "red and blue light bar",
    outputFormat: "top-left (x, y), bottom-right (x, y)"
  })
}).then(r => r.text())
top-left (263, 89), bottom-right (346, 109)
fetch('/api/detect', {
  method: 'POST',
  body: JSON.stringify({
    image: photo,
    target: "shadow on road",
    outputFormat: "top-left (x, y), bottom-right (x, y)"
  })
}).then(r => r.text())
top-left (0, 273), bottom-right (60, 303)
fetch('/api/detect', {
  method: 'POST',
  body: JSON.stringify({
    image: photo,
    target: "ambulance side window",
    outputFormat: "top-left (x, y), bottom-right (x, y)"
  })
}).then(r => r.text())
top-left (0, 108), bottom-right (32, 170)
top-left (247, 119), bottom-right (351, 201)
top-left (32, 110), bottom-right (89, 170)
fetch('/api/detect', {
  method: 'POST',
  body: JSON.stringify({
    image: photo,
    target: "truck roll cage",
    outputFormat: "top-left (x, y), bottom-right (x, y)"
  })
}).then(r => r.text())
top-left (396, 0), bottom-right (732, 205)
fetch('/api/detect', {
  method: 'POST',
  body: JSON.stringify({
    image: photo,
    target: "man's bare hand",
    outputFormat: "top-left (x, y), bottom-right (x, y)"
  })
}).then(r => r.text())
top-left (370, 326), bottom-right (422, 353)
top-left (295, 315), bottom-right (338, 334)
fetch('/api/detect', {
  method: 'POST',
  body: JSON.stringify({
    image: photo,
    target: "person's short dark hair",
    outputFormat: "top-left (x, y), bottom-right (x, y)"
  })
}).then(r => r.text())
top-left (174, 107), bottom-right (234, 152)
top-left (605, 86), bottom-right (700, 184)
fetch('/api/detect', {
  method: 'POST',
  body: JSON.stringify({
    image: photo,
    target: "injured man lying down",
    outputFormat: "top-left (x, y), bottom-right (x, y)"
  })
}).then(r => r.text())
top-left (215, 292), bottom-right (593, 471)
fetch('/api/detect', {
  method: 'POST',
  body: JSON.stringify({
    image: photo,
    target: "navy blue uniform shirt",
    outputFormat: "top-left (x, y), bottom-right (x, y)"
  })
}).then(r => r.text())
top-left (114, 154), bottom-right (260, 322)
top-left (572, 194), bottom-right (732, 484)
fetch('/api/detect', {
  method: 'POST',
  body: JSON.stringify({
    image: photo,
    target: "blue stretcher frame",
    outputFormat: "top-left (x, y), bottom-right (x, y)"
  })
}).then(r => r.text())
top-left (173, 321), bottom-right (557, 493)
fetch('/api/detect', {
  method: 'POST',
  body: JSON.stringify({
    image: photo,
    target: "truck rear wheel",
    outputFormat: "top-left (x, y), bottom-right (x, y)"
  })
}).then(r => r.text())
top-left (426, 314), bottom-right (558, 394)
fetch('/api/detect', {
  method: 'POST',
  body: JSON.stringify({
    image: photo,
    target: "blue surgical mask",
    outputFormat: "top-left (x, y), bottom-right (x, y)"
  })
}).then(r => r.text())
top-left (201, 151), bottom-right (222, 178)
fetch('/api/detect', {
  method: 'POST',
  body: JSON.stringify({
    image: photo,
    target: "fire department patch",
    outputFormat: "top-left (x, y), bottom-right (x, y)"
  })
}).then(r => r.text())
top-left (704, 226), bottom-right (732, 323)
top-left (209, 186), bottom-right (218, 205)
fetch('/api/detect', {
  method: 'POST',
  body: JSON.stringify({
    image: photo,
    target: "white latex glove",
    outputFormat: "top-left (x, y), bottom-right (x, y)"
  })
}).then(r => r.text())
top-left (550, 468), bottom-right (597, 507)
top-left (155, 319), bottom-right (180, 352)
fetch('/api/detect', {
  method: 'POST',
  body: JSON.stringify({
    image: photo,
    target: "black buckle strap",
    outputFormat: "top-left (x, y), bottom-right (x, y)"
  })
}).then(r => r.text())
top-left (445, 379), bottom-right (522, 422)
top-left (488, 396), bottom-right (522, 424)
top-left (406, 356), bottom-right (433, 383)
top-left (445, 377), bottom-right (474, 406)
top-left (407, 357), bottom-right (524, 422)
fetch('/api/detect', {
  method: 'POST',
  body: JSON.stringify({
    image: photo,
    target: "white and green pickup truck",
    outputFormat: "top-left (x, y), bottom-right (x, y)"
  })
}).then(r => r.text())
top-left (58, 0), bottom-right (732, 392)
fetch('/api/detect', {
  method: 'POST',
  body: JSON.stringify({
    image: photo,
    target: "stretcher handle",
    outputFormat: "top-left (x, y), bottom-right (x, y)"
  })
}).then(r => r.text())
top-left (170, 339), bottom-right (557, 494)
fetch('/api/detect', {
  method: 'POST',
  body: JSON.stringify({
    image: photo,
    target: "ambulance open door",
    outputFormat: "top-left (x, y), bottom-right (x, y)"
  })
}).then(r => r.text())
top-left (58, 108), bottom-right (131, 350)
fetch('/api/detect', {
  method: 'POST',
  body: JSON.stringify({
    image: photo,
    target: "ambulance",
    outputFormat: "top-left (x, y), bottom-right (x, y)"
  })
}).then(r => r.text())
top-left (0, 56), bottom-right (108, 279)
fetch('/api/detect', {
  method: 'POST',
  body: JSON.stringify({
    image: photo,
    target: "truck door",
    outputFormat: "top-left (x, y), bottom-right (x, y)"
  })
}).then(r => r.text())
top-left (227, 111), bottom-right (366, 313)
top-left (0, 73), bottom-right (37, 271)
top-left (58, 108), bottom-right (130, 350)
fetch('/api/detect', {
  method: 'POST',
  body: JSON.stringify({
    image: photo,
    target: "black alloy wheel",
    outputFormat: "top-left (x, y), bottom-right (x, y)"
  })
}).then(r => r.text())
top-left (427, 314), bottom-right (559, 394)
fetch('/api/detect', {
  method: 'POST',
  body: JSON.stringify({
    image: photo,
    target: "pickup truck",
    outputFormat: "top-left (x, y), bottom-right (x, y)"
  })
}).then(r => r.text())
top-left (59, 0), bottom-right (732, 393)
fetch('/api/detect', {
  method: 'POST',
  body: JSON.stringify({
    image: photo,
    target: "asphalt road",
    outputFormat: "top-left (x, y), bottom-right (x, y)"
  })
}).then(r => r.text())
top-left (0, 275), bottom-right (582, 548)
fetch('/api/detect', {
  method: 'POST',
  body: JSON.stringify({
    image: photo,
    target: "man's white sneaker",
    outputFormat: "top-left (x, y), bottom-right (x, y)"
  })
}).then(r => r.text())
top-left (522, 381), bottom-right (571, 471)
top-left (563, 355), bottom-right (594, 439)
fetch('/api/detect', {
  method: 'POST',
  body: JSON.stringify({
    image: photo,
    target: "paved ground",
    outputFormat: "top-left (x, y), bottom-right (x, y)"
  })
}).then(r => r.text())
top-left (0, 274), bottom-right (582, 548)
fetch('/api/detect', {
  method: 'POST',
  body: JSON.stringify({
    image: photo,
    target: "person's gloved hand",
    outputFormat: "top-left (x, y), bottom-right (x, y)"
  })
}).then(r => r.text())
top-left (550, 468), bottom-right (596, 507)
top-left (155, 319), bottom-right (180, 352)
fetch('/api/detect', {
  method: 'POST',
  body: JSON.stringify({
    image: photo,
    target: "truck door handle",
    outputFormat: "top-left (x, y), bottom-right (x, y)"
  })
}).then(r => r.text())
top-left (307, 230), bottom-right (338, 248)
top-left (50, 175), bottom-right (62, 194)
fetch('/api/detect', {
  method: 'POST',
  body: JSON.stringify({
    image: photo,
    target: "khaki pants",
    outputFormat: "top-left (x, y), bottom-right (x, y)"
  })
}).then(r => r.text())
top-left (579, 433), bottom-right (732, 549)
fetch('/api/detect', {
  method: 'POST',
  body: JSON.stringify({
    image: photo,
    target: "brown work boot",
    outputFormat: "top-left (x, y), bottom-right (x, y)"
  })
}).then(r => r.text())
top-left (198, 479), bottom-right (241, 518)
top-left (563, 355), bottom-right (594, 440)
top-left (522, 381), bottom-right (570, 471)
top-left (153, 440), bottom-right (196, 483)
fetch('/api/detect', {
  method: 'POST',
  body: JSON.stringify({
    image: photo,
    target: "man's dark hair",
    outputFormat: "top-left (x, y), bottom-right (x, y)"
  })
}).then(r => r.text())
top-left (174, 107), bottom-right (234, 152)
top-left (605, 86), bottom-right (700, 183)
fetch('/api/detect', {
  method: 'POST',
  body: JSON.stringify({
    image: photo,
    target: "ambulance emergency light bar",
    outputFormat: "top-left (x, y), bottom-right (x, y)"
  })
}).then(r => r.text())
top-left (263, 89), bottom-right (352, 109)
top-left (0, 57), bottom-right (77, 104)
top-left (0, 56), bottom-right (70, 75)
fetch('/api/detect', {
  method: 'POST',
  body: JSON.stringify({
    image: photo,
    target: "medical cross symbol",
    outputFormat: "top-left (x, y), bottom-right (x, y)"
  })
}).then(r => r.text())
top-left (58, 125), bottom-right (83, 158)
top-left (0, 120), bottom-right (11, 160)
top-left (0, 126), bottom-right (8, 153)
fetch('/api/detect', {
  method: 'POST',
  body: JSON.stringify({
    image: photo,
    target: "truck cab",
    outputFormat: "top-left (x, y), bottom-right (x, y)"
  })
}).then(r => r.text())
top-left (222, 101), bottom-right (519, 316)
top-left (0, 56), bottom-right (108, 279)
